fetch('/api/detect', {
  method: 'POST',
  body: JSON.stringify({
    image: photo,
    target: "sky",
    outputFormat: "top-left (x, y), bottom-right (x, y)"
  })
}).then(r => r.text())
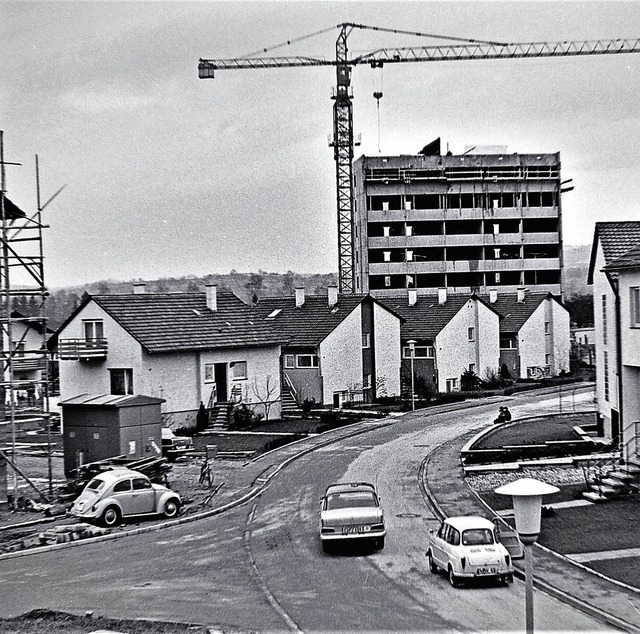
top-left (2, 1), bottom-right (640, 288)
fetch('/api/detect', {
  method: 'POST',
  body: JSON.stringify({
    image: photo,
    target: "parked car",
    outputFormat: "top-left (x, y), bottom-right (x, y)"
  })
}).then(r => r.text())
top-left (426, 515), bottom-right (514, 587)
top-left (161, 427), bottom-right (194, 461)
top-left (319, 482), bottom-right (386, 553)
top-left (70, 468), bottom-right (181, 527)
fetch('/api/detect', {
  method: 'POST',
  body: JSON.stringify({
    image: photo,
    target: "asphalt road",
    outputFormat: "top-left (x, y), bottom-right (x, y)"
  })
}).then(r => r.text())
top-left (0, 388), bottom-right (611, 632)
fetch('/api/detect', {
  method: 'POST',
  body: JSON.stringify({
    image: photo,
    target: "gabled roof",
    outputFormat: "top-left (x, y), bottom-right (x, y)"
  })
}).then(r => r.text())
top-left (588, 221), bottom-right (640, 284)
top-left (253, 293), bottom-right (395, 347)
top-left (602, 243), bottom-right (640, 272)
top-left (477, 292), bottom-right (565, 334)
top-left (51, 292), bottom-right (285, 353)
top-left (378, 294), bottom-right (486, 340)
top-left (11, 310), bottom-right (54, 335)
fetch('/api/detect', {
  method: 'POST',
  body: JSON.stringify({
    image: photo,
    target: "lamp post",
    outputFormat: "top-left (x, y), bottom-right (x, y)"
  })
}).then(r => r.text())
top-left (407, 339), bottom-right (416, 411)
top-left (495, 478), bottom-right (559, 634)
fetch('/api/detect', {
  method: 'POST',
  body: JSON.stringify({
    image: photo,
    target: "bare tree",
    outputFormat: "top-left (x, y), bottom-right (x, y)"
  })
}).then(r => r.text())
top-left (251, 375), bottom-right (279, 421)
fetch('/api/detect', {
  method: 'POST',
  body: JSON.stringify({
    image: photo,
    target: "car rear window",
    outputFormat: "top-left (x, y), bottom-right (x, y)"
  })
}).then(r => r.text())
top-left (462, 528), bottom-right (494, 545)
top-left (326, 491), bottom-right (377, 510)
top-left (86, 478), bottom-right (105, 492)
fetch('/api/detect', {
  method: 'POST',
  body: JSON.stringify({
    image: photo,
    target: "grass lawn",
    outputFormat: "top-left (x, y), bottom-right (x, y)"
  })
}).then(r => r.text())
top-left (473, 412), bottom-right (596, 449)
top-left (584, 557), bottom-right (640, 588)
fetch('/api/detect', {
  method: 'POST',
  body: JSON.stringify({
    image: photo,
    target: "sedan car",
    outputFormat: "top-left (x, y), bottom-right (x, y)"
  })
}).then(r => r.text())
top-left (319, 482), bottom-right (385, 553)
top-left (426, 516), bottom-right (514, 587)
top-left (70, 468), bottom-right (181, 527)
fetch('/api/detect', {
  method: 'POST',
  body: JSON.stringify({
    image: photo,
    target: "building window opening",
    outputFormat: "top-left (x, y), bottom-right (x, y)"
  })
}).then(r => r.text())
top-left (110, 368), bottom-right (133, 395)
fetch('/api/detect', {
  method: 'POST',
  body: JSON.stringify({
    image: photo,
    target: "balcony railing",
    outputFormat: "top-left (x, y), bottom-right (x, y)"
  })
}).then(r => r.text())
top-left (58, 338), bottom-right (108, 360)
top-left (10, 357), bottom-right (46, 372)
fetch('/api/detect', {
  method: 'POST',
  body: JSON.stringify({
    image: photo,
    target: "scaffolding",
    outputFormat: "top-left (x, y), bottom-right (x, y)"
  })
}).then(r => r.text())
top-left (0, 131), bottom-right (57, 506)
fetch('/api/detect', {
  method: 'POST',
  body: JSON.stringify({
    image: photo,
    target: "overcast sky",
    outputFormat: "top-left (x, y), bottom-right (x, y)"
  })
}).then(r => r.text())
top-left (2, 1), bottom-right (640, 288)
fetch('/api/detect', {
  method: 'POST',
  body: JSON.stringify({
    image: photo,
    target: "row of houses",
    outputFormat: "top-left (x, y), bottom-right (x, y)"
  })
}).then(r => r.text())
top-left (41, 283), bottom-right (570, 428)
top-left (588, 221), bottom-right (640, 466)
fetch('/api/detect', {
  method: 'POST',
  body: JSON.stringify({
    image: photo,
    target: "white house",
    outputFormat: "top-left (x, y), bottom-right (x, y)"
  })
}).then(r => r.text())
top-left (598, 238), bottom-right (640, 466)
top-left (253, 287), bottom-right (402, 407)
top-left (588, 221), bottom-right (640, 442)
top-left (381, 288), bottom-right (501, 394)
top-left (49, 285), bottom-right (286, 427)
top-left (482, 288), bottom-right (571, 380)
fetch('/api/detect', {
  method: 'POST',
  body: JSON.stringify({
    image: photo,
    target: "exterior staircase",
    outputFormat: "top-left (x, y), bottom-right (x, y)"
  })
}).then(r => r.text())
top-left (281, 374), bottom-right (302, 419)
top-left (206, 402), bottom-right (233, 431)
top-left (582, 441), bottom-right (640, 502)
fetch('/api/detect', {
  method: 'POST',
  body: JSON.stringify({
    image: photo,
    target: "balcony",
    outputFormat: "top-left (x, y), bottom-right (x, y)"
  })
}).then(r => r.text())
top-left (58, 338), bottom-right (108, 360)
top-left (11, 357), bottom-right (46, 372)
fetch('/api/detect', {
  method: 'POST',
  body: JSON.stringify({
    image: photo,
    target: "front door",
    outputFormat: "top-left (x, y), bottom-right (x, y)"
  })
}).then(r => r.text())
top-left (611, 409), bottom-right (620, 446)
top-left (214, 363), bottom-right (228, 402)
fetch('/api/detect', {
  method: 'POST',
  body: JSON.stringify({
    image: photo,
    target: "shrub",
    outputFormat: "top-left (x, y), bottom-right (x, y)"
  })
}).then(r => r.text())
top-left (229, 404), bottom-right (262, 430)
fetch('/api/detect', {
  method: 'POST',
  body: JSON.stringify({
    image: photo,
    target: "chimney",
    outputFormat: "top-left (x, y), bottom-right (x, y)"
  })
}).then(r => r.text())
top-left (132, 282), bottom-right (146, 294)
top-left (408, 288), bottom-right (418, 306)
top-left (438, 287), bottom-right (447, 304)
top-left (327, 285), bottom-right (338, 308)
top-left (205, 284), bottom-right (218, 311)
top-left (489, 288), bottom-right (498, 304)
top-left (517, 286), bottom-right (526, 303)
top-left (295, 287), bottom-right (305, 308)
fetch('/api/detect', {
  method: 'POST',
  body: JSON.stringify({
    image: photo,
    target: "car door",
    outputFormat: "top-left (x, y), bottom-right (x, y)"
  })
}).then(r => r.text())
top-left (431, 522), bottom-right (448, 567)
top-left (111, 478), bottom-right (135, 515)
top-left (130, 477), bottom-right (157, 515)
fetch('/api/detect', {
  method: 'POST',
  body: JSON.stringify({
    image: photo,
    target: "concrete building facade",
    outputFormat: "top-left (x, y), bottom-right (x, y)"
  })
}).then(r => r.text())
top-left (353, 150), bottom-right (563, 298)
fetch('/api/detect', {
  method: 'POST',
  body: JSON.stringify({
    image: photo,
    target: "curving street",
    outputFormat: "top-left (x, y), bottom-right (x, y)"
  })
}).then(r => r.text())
top-left (0, 389), bottom-right (612, 632)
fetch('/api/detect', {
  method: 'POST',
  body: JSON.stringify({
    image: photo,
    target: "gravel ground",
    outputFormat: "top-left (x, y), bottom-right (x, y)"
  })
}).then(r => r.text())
top-left (466, 465), bottom-right (587, 493)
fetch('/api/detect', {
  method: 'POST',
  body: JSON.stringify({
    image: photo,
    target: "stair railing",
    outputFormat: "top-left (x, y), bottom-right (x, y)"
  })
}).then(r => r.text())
top-left (282, 372), bottom-right (300, 406)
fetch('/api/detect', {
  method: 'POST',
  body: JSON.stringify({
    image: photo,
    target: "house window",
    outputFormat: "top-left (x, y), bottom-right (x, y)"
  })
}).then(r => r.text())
top-left (500, 337), bottom-right (516, 349)
top-left (382, 201), bottom-right (390, 211)
top-left (383, 251), bottom-right (391, 262)
top-left (362, 333), bottom-right (371, 348)
top-left (631, 287), bottom-right (640, 327)
top-left (231, 361), bottom-right (247, 380)
top-left (602, 295), bottom-right (608, 345)
top-left (363, 373), bottom-right (371, 388)
top-left (297, 354), bottom-right (319, 368)
top-left (383, 226), bottom-right (390, 237)
top-left (446, 378), bottom-right (459, 393)
top-left (603, 351), bottom-right (610, 401)
top-left (384, 276), bottom-right (391, 287)
top-left (284, 354), bottom-right (295, 369)
top-left (83, 320), bottom-right (104, 341)
top-left (110, 368), bottom-right (133, 395)
top-left (406, 250), bottom-right (414, 261)
top-left (544, 321), bottom-right (550, 335)
top-left (405, 225), bottom-right (413, 236)
top-left (204, 363), bottom-right (215, 382)
top-left (468, 327), bottom-right (475, 342)
top-left (545, 353), bottom-right (551, 365)
top-left (469, 363), bottom-right (475, 373)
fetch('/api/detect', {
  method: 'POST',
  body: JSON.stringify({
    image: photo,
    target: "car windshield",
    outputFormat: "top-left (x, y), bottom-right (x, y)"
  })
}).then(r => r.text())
top-left (85, 478), bottom-right (105, 492)
top-left (462, 528), bottom-right (494, 545)
top-left (326, 491), bottom-right (377, 510)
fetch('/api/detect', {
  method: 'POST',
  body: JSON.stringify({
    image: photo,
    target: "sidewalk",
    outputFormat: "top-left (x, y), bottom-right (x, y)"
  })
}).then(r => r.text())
top-left (424, 431), bottom-right (640, 633)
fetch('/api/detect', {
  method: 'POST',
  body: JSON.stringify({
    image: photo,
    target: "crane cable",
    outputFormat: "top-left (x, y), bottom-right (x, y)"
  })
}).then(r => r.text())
top-left (373, 66), bottom-right (384, 154)
top-left (239, 24), bottom-right (338, 59)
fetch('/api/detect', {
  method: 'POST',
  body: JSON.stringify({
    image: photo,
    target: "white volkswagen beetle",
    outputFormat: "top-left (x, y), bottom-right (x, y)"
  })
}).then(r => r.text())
top-left (426, 516), bottom-right (514, 587)
top-left (70, 468), bottom-right (181, 527)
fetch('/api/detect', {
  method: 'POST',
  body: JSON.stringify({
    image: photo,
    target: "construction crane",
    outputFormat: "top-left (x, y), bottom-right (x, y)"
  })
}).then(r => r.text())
top-left (199, 23), bottom-right (640, 294)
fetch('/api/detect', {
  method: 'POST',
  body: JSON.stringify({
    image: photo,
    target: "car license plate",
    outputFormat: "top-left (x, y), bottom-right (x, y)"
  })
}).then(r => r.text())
top-left (342, 526), bottom-right (365, 534)
top-left (476, 567), bottom-right (497, 575)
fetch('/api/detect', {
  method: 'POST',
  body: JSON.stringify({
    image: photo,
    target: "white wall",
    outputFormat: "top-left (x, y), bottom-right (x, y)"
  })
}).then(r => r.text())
top-left (57, 301), bottom-right (144, 398)
top-left (592, 241), bottom-right (619, 435)
top-left (373, 302), bottom-right (401, 397)
top-left (319, 308), bottom-right (363, 405)
top-left (435, 299), bottom-right (499, 392)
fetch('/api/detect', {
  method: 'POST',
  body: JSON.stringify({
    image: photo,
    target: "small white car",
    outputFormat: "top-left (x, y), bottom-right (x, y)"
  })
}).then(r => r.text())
top-left (426, 516), bottom-right (514, 587)
top-left (70, 468), bottom-right (181, 527)
top-left (320, 482), bottom-right (386, 553)
top-left (161, 427), bottom-right (194, 461)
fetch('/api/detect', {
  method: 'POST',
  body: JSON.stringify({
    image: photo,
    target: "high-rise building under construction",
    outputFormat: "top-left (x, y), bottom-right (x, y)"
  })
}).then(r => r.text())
top-left (352, 146), bottom-right (563, 297)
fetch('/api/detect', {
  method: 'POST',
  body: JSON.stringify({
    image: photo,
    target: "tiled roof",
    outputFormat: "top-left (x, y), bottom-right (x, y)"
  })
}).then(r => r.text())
top-left (602, 243), bottom-right (640, 271)
top-left (378, 295), bottom-right (472, 340)
top-left (588, 221), bottom-right (640, 283)
top-left (54, 292), bottom-right (285, 353)
top-left (476, 292), bottom-right (555, 334)
top-left (252, 294), bottom-right (369, 346)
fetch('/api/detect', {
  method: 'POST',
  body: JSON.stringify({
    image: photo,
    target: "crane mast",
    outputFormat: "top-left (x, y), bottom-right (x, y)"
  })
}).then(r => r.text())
top-left (198, 24), bottom-right (640, 294)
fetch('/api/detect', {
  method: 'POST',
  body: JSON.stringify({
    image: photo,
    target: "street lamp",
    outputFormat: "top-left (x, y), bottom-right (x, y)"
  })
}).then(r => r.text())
top-left (407, 339), bottom-right (416, 411)
top-left (495, 478), bottom-right (559, 634)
